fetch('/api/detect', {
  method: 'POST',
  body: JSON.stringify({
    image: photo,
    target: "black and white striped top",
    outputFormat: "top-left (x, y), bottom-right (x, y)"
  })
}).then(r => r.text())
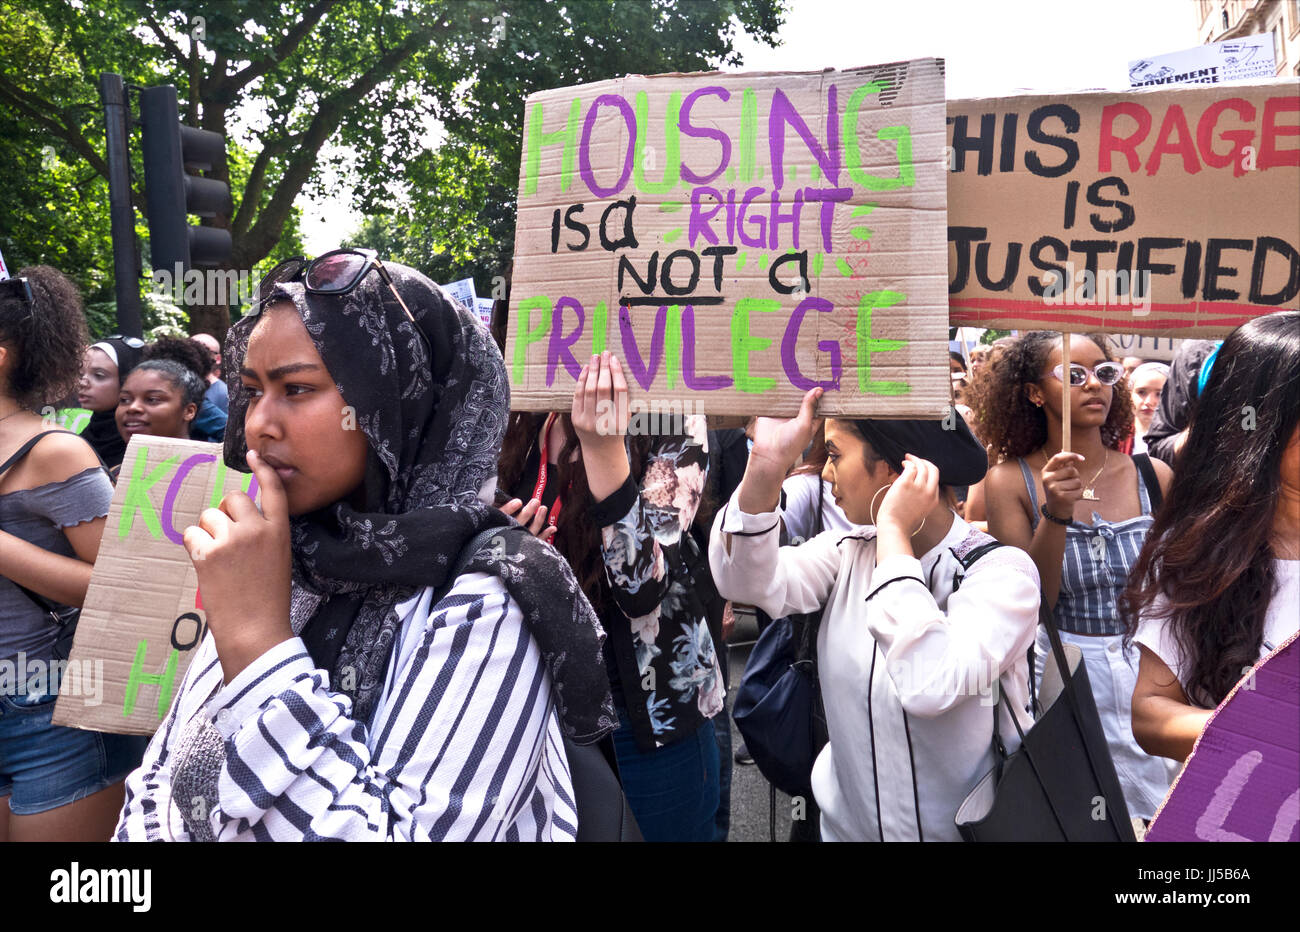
top-left (114, 572), bottom-right (577, 841)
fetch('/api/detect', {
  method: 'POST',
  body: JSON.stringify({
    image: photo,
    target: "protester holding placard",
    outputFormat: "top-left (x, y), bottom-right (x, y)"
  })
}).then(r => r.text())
top-left (977, 331), bottom-right (1176, 821)
top-left (0, 266), bottom-right (148, 842)
top-left (78, 335), bottom-right (144, 470)
top-left (496, 353), bottom-right (724, 842)
top-left (1124, 311), bottom-right (1300, 761)
top-left (116, 259), bottom-right (616, 841)
top-left (709, 390), bottom-right (1040, 841)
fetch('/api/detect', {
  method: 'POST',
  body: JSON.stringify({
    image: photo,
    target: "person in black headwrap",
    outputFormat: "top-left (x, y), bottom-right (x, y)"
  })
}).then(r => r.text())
top-left (77, 336), bottom-right (144, 470)
top-left (708, 387), bottom-right (1042, 841)
top-left (116, 258), bottom-right (616, 841)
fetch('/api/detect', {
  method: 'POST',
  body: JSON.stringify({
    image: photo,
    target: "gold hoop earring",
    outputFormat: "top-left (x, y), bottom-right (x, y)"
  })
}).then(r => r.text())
top-left (869, 480), bottom-right (928, 537)
top-left (869, 483), bottom-right (892, 526)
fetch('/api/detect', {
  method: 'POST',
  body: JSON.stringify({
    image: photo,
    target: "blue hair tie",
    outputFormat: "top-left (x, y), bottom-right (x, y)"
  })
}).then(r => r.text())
top-left (1196, 342), bottom-right (1223, 397)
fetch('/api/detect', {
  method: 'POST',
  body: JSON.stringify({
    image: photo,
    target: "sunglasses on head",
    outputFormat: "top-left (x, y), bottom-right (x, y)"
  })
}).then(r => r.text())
top-left (250, 248), bottom-right (429, 356)
top-left (1048, 361), bottom-right (1124, 387)
top-left (105, 334), bottom-right (145, 348)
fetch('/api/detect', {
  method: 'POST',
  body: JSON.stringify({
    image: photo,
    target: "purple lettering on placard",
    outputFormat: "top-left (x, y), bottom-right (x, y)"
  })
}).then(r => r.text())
top-left (618, 303), bottom-right (666, 390)
top-left (579, 95), bottom-right (636, 198)
top-left (769, 85), bottom-right (841, 190)
top-left (780, 297), bottom-right (842, 390)
top-left (161, 453), bottom-right (218, 544)
top-left (547, 297), bottom-right (586, 385)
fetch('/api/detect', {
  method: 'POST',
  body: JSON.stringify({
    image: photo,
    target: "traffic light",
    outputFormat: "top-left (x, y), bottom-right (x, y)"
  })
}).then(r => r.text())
top-left (138, 85), bottom-right (233, 272)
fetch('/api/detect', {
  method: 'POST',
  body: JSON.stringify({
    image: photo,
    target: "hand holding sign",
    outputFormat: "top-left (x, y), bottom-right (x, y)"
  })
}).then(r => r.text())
top-left (1042, 451), bottom-right (1087, 520)
top-left (571, 352), bottom-right (632, 503)
top-left (182, 449), bottom-right (293, 684)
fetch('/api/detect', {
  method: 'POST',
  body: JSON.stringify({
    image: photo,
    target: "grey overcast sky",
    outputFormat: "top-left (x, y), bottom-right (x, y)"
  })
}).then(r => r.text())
top-left (298, 0), bottom-right (1200, 253)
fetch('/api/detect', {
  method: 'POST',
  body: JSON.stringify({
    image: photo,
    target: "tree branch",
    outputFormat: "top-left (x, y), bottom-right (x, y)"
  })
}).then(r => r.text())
top-left (211, 0), bottom-right (338, 104)
top-left (0, 76), bottom-right (108, 179)
top-left (236, 24), bottom-right (449, 264)
top-left (142, 9), bottom-right (188, 68)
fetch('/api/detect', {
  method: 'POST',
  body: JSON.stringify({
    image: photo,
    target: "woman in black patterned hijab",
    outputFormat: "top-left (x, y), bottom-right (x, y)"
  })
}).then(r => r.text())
top-left (116, 258), bottom-right (616, 841)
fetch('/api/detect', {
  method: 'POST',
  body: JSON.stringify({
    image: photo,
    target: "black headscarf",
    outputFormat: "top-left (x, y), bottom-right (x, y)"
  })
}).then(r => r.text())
top-left (851, 414), bottom-right (989, 487)
top-left (82, 336), bottom-right (144, 469)
top-left (222, 267), bottom-right (616, 742)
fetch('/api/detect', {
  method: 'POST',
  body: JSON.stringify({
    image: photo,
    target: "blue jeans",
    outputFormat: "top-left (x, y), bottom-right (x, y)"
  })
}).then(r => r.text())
top-left (611, 714), bottom-right (720, 843)
top-left (0, 681), bottom-right (149, 816)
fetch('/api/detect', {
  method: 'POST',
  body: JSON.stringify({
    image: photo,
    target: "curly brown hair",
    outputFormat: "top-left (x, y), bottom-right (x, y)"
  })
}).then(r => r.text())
top-left (966, 330), bottom-right (1133, 459)
top-left (0, 265), bottom-right (88, 410)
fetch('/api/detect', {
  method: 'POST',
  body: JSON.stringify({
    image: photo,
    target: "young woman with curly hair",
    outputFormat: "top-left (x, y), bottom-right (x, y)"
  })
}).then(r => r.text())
top-left (975, 330), bottom-right (1176, 822)
top-left (1123, 311), bottom-right (1299, 761)
top-left (0, 267), bottom-right (148, 841)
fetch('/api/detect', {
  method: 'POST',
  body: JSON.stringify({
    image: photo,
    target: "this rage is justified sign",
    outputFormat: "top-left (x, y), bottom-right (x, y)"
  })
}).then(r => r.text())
top-left (507, 60), bottom-right (951, 416)
top-left (947, 80), bottom-right (1300, 337)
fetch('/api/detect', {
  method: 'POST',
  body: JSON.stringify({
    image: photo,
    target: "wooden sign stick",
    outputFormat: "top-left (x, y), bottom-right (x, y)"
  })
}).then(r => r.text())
top-left (1060, 331), bottom-right (1072, 453)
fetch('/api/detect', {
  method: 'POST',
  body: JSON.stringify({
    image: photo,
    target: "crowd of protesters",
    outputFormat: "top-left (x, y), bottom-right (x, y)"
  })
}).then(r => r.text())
top-left (0, 257), bottom-right (1296, 842)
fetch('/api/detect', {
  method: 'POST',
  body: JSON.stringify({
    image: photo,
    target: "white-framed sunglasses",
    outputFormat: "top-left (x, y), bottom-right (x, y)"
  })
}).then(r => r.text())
top-left (1048, 361), bottom-right (1124, 387)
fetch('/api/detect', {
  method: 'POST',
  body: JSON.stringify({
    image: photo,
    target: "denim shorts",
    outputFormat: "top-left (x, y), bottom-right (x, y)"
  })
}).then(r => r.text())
top-left (0, 683), bottom-right (150, 816)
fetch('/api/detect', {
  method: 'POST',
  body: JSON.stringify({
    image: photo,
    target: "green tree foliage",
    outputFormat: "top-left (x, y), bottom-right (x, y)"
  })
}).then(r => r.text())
top-left (2, 0), bottom-right (783, 334)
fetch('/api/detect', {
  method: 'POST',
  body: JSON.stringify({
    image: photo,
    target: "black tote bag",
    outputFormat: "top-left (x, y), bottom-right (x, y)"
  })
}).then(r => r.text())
top-left (955, 599), bottom-right (1137, 842)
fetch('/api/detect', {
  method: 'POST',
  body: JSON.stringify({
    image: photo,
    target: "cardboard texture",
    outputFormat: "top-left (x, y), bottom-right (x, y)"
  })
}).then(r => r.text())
top-left (947, 79), bottom-right (1300, 338)
top-left (506, 60), bottom-right (951, 417)
top-left (1145, 631), bottom-right (1299, 842)
top-left (51, 436), bottom-right (259, 735)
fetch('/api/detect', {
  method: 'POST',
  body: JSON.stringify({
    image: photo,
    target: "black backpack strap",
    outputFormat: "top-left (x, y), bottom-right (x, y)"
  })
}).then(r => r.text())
top-left (0, 429), bottom-right (109, 478)
top-left (950, 539), bottom-right (1006, 593)
top-left (1133, 452), bottom-right (1162, 513)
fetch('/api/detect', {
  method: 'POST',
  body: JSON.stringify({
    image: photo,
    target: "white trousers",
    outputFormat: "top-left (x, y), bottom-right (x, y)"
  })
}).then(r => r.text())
top-left (1034, 627), bottom-right (1179, 822)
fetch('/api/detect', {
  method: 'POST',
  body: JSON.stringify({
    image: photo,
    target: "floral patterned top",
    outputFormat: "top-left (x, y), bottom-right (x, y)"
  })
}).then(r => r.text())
top-left (511, 415), bottom-right (724, 752)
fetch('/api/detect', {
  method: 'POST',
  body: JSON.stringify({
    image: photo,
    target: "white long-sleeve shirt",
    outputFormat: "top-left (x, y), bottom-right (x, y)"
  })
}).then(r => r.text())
top-left (710, 492), bottom-right (1041, 842)
top-left (114, 572), bottom-right (576, 841)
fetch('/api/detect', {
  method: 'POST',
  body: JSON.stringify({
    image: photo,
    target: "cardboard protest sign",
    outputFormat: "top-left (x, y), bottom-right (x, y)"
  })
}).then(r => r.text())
top-left (1146, 632), bottom-right (1299, 843)
top-left (507, 59), bottom-right (951, 417)
top-left (1129, 37), bottom-right (1276, 88)
top-left (52, 436), bottom-right (259, 735)
top-left (947, 80), bottom-right (1300, 338)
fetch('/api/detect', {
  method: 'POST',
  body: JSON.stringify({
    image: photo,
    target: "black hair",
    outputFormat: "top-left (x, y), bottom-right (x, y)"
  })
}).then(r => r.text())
top-left (0, 265), bottom-right (88, 409)
top-left (128, 359), bottom-right (207, 409)
top-left (949, 351), bottom-right (967, 371)
top-left (1123, 311), bottom-right (1300, 707)
top-left (143, 336), bottom-right (210, 382)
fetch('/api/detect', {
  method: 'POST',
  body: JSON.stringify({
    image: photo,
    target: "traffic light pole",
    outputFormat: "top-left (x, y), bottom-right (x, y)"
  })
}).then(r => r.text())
top-left (99, 72), bottom-right (144, 338)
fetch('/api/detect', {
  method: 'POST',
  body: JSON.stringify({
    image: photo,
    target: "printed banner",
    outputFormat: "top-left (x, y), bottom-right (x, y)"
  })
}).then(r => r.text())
top-left (1146, 632), bottom-right (1299, 842)
top-left (51, 436), bottom-right (260, 735)
top-left (506, 59), bottom-right (951, 417)
top-left (947, 79), bottom-right (1300, 337)
top-left (1129, 37), bottom-right (1276, 87)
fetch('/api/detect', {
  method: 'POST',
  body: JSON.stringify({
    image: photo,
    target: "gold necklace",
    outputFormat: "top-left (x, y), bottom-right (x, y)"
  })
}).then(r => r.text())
top-left (1042, 446), bottom-right (1109, 501)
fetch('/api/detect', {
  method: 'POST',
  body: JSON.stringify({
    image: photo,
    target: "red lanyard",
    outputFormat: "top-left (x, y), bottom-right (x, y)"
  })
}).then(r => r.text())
top-left (532, 412), bottom-right (563, 528)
